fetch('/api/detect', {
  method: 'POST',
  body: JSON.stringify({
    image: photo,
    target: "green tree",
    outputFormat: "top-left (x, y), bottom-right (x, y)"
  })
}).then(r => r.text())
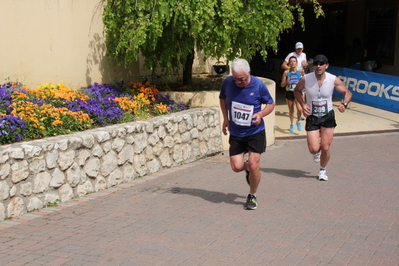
top-left (102, 0), bottom-right (323, 85)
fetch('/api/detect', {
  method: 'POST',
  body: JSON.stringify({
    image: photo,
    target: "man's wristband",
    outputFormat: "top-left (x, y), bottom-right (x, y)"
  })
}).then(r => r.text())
top-left (341, 102), bottom-right (348, 109)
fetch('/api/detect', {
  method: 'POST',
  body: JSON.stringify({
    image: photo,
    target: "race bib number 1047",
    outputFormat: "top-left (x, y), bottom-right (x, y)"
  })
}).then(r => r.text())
top-left (231, 101), bottom-right (254, 126)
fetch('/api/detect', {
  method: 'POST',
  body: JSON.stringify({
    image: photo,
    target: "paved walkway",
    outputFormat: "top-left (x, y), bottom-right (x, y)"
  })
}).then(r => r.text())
top-left (274, 89), bottom-right (399, 139)
top-left (1, 130), bottom-right (399, 265)
top-left (1, 91), bottom-right (399, 265)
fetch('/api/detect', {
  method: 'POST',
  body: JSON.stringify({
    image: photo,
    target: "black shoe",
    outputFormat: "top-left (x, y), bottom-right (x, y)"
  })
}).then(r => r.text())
top-left (244, 194), bottom-right (258, 210)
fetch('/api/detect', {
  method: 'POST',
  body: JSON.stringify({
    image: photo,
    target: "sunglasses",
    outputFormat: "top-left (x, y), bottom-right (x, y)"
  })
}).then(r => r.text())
top-left (313, 62), bottom-right (326, 66)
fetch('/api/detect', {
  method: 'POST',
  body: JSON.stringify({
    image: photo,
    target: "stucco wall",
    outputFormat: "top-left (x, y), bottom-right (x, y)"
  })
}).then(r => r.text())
top-left (1, 1), bottom-right (138, 89)
top-left (0, 0), bottom-right (227, 89)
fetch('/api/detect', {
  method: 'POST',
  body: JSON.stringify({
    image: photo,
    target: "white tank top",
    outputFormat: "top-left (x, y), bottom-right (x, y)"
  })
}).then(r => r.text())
top-left (304, 72), bottom-right (336, 116)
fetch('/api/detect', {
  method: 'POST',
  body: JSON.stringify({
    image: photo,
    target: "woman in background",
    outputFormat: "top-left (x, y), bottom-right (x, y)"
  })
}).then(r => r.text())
top-left (281, 56), bottom-right (304, 132)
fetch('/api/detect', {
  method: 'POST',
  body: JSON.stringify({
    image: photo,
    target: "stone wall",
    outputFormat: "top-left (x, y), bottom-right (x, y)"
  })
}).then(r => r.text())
top-left (0, 107), bottom-right (222, 221)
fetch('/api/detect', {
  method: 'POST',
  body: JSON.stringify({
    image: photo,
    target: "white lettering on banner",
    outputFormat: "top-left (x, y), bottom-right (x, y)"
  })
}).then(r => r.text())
top-left (392, 86), bottom-right (399, 101)
top-left (379, 85), bottom-right (393, 99)
top-left (343, 77), bottom-right (358, 92)
top-left (368, 82), bottom-right (380, 96)
top-left (338, 76), bottom-right (399, 102)
top-left (356, 80), bottom-right (368, 94)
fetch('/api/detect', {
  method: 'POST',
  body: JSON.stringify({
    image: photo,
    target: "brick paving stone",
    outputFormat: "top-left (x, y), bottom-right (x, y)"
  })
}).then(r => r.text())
top-left (45, 258), bottom-right (73, 266)
top-left (15, 254), bottom-right (48, 263)
top-left (2, 262), bottom-right (26, 266)
top-left (0, 132), bottom-right (398, 265)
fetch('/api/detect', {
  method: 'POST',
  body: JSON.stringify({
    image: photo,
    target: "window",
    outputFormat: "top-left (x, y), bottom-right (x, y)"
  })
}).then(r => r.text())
top-left (367, 6), bottom-right (396, 64)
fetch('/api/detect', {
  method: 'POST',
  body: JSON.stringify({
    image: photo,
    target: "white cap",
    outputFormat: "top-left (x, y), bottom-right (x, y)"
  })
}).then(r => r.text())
top-left (295, 42), bottom-right (304, 49)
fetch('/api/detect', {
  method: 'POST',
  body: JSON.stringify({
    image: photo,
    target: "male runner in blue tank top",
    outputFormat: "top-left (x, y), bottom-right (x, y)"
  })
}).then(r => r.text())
top-left (219, 58), bottom-right (275, 210)
top-left (294, 54), bottom-right (352, 181)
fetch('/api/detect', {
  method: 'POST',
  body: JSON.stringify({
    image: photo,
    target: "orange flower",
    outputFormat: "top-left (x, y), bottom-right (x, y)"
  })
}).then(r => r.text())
top-left (156, 103), bottom-right (169, 114)
top-left (52, 120), bottom-right (63, 126)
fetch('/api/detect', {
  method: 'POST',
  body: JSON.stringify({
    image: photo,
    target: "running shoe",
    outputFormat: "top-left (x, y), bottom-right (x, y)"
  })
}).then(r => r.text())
top-left (244, 194), bottom-right (258, 210)
top-left (318, 170), bottom-right (328, 181)
top-left (297, 121), bottom-right (303, 131)
top-left (313, 151), bottom-right (321, 163)
top-left (289, 124), bottom-right (295, 132)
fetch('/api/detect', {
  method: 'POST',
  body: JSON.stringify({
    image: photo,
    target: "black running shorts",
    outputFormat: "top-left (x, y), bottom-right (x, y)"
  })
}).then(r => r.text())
top-left (229, 130), bottom-right (266, 156)
top-left (305, 110), bottom-right (337, 131)
top-left (285, 91), bottom-right (295, 101)
top-left (285, 90), bottom-right (302, 101)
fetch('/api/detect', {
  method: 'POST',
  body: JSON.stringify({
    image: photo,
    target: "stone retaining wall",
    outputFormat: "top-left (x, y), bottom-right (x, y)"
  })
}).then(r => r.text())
top-left (0, 107), bottom-right (222, 221)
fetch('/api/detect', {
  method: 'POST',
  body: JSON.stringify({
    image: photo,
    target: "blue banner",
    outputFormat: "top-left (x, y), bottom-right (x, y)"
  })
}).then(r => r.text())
top-left (328, 66), bottom-right (399, 113)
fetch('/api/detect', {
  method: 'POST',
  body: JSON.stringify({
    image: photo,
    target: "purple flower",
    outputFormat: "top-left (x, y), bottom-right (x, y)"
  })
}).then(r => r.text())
top-left (0, 89), bottom-right (13, 111)
top-left (67, 83), bottom-right (129, 126)
top-left (0, 114), bottom-right (28, 144)
top-left (155, 93), bottom-right (186, 113)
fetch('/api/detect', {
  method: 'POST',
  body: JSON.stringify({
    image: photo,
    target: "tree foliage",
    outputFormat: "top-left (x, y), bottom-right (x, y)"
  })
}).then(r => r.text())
top-left (102, 0), bottom-right (323, 84)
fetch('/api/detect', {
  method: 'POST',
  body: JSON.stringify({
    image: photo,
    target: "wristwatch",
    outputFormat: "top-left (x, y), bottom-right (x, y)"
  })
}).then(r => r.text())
top-left (341, 102), bottom-right (348, 109)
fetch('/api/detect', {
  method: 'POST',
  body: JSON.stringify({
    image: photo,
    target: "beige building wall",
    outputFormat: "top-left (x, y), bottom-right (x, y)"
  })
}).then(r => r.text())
top-left (0, 0), bottom-right (225, 89)
top-left (1, 1), bottom-right (141, 89)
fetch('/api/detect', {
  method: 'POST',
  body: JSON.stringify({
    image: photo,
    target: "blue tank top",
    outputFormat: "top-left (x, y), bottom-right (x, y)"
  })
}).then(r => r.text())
top-left (286, 70), bottom-right (302, 91)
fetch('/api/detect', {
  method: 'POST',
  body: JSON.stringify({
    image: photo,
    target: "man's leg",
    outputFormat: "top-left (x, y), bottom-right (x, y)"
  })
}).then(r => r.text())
top-left (247, 151), bottom-right (261, 194)
top-left (243, 151), bottom-right (261, 210)
top-left (229, 153), bottom-right (245, 173)
top-left (307, 129), bottom-right (321, 154)
top-left (319, 127), bottom-right (334, 168)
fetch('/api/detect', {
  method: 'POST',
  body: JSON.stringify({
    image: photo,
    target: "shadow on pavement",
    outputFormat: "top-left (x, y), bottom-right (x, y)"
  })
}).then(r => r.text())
top-left (261, 167), bottom-right (314, 179)
top-left (167, 187), bottom-right (245, 205)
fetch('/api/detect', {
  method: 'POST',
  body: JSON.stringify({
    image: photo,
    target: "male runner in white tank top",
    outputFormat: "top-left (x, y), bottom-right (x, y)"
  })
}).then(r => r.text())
top-left (293, 54), bottom-right (352, 181)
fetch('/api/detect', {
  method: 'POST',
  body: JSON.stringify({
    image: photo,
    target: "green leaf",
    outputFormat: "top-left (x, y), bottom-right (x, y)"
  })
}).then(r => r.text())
top-left (102, 0), bottom-right (323, 83)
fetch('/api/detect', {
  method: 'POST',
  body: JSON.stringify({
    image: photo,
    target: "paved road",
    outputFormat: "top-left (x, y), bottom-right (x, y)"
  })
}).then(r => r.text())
top-left (1, 132), bottom-right (399, 266)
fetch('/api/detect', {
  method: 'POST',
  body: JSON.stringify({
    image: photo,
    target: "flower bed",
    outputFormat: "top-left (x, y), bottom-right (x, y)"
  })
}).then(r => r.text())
top-left (0, 75), bottom-right (275, 150)
top-left (0, 81), bottom-right (187, 146)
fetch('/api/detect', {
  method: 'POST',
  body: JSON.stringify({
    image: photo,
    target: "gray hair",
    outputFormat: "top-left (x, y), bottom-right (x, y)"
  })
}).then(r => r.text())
top-left (231, 58), bottom-right (250, 74)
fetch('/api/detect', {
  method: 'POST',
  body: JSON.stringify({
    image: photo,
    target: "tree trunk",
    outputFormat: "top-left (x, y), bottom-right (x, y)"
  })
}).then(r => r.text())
top-left (182, 49), bottom-right (195, 86)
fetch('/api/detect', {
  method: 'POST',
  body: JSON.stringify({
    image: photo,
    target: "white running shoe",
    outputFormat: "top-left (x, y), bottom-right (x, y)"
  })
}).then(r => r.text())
top-left (313, 151), bottom-right (321, 163)
top-left (318, 170), bottom-right (328, 181)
